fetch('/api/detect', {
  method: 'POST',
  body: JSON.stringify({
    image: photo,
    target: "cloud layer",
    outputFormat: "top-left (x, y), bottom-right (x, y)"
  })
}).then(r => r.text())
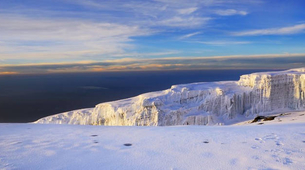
top-left (233, 24), bottom-right (305, 36)
top-left (1, 0), bottom-right (305, 72)
top-left (0, 14), bottom-right (151, 60)
top-left (214, 9), bottom-right (248, 16)
top-left (0, 0), bottom-right (256, 64)
top-left (2, 53), bottom-right (305, 74)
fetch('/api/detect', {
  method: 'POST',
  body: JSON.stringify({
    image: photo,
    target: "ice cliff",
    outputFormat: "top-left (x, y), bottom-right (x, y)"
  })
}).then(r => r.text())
top-left (35, 68), bottom-right (305, 126)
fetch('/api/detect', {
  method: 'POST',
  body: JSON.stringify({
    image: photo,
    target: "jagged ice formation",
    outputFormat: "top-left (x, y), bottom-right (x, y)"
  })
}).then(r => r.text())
top-left (35, 68), bottom-right (305, 126)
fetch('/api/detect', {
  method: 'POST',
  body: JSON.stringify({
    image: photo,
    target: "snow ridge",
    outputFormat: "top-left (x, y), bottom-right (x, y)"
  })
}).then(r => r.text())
top-left (35, 68), bottom-right (305, 126)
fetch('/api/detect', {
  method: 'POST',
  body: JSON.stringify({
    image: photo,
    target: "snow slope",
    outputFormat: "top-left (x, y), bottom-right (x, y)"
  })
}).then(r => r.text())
top-left (236, 110), bottom-right (305, 125)
top-left (1, 112), bottom-right (305, 170)
top-left (36, 68), bottom-right (305, 126)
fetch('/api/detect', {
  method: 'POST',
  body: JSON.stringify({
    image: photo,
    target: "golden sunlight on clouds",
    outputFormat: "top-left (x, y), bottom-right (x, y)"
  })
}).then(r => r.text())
top-left (1, 53), bottom-right (305, 74)
top-left (0, 72), bottom-right (19, 75)
top-left (89, 64), bottom-right (192, 72)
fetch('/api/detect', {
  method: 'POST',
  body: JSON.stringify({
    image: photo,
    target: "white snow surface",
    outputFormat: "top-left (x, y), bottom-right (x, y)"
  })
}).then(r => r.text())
top-left (36, 68), bottom-right (305, 126)
top-left (1, 112), bottom-right (305, 170)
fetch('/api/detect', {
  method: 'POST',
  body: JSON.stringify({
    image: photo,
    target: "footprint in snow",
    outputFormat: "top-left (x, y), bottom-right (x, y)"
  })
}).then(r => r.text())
top-left (251, 145), bottom-right (259, 149)
top-left (91, 135), bottom-right (98, 137)
top-left (252, 155), bottom-right (260, 160)
top-left (124, 143), bottom-right (132, 146)
top-left (230, 158), bottom-right (238, 165)
top-left (263, 134), bottom-right (279, 140)
top-left (276, 142), bottom-right (284, 146)
top-left (255, 138), bottom-right (265, 143)
top-left (203, 141), bottom-right (209, 144)
top-left (283, 157), bottom-right (293, 165)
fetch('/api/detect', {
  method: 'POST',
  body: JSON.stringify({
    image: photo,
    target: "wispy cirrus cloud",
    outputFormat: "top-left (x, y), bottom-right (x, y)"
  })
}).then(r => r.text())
top-left (177, 7), bottom-right (198, 15)
top-left (179, 32), bottom-right (201, 39)
top-left (110, 51), bottom-right (180, 58)
top-left (0, 14), bottom-right (152, 61)
top-left (232, 24), bottom-right (305, 36)
top-left (1, 0), bottom-right (304, 67)
top-left (214, 9), bottom-right (248, 16)
top-left (1, 0), bottom-right (251, 64)
top-left (158, 17), bottom-right (211, 28)
top-left (0, 16), bottom-right (146, 41)
top-left (197, 40), bottom-right (251, 45)
top-left (68, 0), bottom-right (249, 29)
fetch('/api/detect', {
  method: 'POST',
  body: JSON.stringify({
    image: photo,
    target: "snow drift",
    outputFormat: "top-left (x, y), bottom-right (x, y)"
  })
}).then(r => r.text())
top-left (35, 68), bottom-right (305, 126)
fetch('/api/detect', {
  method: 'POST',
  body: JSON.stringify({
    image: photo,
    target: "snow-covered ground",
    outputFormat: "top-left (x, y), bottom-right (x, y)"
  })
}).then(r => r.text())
top-left (1, 111), bottom-right (305, 170)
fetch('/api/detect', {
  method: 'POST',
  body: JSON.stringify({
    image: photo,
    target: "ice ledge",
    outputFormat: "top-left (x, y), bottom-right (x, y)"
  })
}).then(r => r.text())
top-left (36, 68), bottom-right (305, 126)
top-left (238, 68), bottom-right (305, 88)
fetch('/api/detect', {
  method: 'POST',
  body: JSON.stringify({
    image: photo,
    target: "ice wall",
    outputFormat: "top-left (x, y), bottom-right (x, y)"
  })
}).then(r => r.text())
top-left (237, 69), bottom-right (305, 114)
top-left (35, 68), bottom-right (305, 126)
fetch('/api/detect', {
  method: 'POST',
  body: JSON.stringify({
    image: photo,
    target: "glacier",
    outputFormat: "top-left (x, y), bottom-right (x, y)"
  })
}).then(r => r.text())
top-left (35, 68), bottom-right (305, 126)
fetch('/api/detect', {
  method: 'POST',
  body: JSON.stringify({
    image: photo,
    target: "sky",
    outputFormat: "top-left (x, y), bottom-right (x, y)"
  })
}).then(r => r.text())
top-left (1, 0), bottom-right (305, 74)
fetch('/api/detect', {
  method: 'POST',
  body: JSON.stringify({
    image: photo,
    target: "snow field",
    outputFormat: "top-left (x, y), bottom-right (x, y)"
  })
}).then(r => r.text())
top-left (1, 119), bottom-right (305, 170)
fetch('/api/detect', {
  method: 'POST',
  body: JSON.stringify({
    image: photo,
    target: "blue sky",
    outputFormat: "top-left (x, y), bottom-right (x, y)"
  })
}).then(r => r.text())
top-left (1, 0), bottom-right (305, 74)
